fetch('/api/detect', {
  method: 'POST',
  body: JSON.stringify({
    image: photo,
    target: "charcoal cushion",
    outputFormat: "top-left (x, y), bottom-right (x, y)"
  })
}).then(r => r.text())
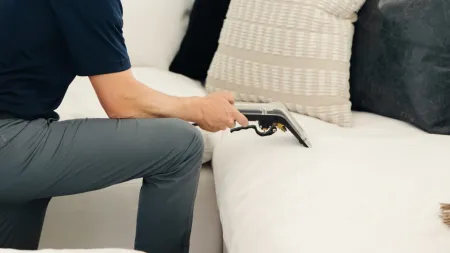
top-left (169, 0), bottom-right (230, 84)
top-left (350, 0), bottom-right (450, 134)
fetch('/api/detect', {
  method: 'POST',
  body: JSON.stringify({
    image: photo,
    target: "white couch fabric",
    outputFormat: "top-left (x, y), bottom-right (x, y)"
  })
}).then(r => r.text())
top-left (214, 112), bottom-right (450, 253)
top-left (122, 0), bottom-right (194, 69)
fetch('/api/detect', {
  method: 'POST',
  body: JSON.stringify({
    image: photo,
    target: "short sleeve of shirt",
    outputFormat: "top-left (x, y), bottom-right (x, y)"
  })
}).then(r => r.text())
top-left (50, 0), bottom-right (131, 76)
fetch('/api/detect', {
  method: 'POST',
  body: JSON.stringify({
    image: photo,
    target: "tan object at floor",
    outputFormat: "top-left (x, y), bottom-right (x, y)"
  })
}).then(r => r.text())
top-left (440, 203), bottom-right (450, 226)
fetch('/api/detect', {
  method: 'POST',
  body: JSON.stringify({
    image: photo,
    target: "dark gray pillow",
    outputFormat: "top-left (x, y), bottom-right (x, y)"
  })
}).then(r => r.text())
top-left (350, 0), bottom-right (450, 134)
top-left (169, 0), bottom-right (230, 84)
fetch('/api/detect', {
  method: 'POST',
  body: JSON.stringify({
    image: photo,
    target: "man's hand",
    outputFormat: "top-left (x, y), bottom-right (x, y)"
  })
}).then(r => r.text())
top-left (194, 92), bottom-right (249, 132)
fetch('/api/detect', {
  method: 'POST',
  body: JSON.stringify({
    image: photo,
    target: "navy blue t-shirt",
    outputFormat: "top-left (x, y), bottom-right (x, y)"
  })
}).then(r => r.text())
top-left (0, 0), bottom-right (131, 120)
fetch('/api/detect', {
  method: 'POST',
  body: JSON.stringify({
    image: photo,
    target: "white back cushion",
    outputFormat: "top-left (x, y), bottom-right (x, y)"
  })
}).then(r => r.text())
top-left (122, 0), bottom-right (194, 69)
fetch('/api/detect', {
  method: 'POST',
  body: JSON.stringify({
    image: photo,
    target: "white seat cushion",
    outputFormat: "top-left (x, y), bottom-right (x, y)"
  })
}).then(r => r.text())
top-left (56, 67), bottom-right (224, 163)
top-left (213, 112), bottom-right (450, 253)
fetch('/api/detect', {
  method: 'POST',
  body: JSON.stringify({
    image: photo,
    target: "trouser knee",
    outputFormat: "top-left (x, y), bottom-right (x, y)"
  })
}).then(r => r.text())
top-left (144, 118), bottom-right (204, 181)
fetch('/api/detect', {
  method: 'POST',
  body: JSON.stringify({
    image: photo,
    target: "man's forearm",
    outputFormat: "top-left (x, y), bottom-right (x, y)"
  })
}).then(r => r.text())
top-left (90, 69), bottom-right (205, 122)
top-left (133, 83), bottom-right (204, 122)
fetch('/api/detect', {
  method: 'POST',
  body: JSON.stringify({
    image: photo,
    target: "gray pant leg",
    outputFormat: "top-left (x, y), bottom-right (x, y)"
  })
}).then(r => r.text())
top-left (0, 117), bottom-right (204, 253)
top-left (0, 199), bottom-right (50, 250)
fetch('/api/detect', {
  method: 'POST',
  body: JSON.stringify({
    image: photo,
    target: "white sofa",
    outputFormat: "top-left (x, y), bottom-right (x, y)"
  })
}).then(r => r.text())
top-left (36, 1), bottom-right (450, 253)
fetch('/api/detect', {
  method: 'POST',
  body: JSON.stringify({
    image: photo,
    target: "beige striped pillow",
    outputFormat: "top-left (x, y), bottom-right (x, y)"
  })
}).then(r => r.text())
top-left (205, 0), bottom-right (365, 127)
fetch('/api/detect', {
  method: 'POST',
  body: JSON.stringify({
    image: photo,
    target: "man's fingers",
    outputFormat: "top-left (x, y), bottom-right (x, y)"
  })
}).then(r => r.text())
top-left (219, 91), bottom-right (235, 104)
top-left (225, 119), bottom-right (236, 128)
top-left (230, 107), bottom-right (249, 127)
top-left (200, 126), bottom-right (222, 133)
top-left (211, 127), bottom-right (223, 133)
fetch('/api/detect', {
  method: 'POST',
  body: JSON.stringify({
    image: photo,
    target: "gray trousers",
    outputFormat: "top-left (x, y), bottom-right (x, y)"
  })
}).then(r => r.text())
top-left (0, 116), bottom-right (204, 253)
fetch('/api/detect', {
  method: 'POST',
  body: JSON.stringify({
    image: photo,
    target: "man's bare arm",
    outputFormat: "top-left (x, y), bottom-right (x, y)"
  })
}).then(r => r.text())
top-left (89, 69), bottom-right (248, 131)
top-left (89, 69), bottom-right (203, 122)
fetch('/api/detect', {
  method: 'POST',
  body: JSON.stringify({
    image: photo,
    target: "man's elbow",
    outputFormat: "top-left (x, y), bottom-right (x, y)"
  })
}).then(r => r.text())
top-left (100, 92), bottom-right (142, 119)
top-left (104, 109), bottom-right (132, 119)
top-left (89, 70), bottom-right (144, 119)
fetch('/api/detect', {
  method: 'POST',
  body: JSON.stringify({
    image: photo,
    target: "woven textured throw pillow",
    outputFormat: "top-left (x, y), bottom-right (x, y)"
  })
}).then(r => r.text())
top-left (205, 0), bottom-right (365, 127)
